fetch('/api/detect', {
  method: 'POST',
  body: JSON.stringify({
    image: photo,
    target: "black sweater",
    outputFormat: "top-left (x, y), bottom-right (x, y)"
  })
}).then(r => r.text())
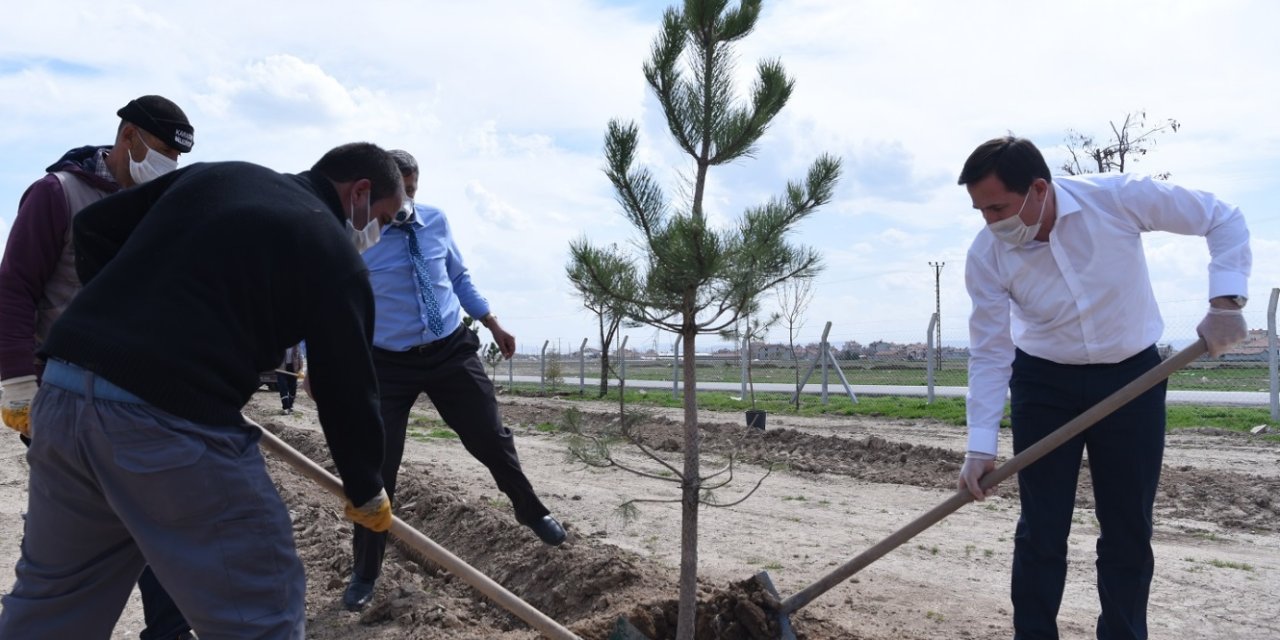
top-left (42, 161), bottom-right (384, 504)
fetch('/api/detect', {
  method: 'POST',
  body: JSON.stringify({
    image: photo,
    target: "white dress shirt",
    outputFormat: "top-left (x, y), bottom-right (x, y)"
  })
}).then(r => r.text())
top-left (964, 173), bottom-right (1251, 455)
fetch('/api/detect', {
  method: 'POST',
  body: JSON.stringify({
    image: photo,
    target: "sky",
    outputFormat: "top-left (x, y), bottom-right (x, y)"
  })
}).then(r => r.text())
top-left (1, 0), bottom-right (1277, 355)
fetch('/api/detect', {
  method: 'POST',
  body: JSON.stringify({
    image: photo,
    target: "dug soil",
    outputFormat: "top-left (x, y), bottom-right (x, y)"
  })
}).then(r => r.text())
top-left (1, 390), bottom-right (1277, 638)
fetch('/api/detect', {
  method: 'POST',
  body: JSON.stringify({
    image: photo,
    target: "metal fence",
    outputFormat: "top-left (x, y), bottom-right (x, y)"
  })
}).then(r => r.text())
top-left (496, 288), bottom-right (1280, 418)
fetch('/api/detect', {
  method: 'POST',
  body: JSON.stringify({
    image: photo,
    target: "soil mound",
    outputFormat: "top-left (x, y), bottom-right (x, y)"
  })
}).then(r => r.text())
top-left (511, 403), bottom-right (1280, 534)
top-left (253, 415), bottom-right (847, 639)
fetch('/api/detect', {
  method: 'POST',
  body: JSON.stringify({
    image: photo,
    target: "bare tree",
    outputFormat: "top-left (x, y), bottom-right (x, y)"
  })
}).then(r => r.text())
top-left (775, 277), bottom-right (814, 411)
top-left (567, 250), bottom-right (636, 397)
top-left (721, 300), bottom-right (779, 413)
top-left (1062, 110), bottom-right (1180, 179)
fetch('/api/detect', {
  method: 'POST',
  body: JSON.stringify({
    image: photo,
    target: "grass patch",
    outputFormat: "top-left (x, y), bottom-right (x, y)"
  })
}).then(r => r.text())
top-left (1182, 557), bottom-right (1253, 572)
top-left (419, 427), bottom-right (458, 440)
top-left (1206, 558), bottom-right (1254, 571)
top-left (506, 383), bottom-right (1277, 434)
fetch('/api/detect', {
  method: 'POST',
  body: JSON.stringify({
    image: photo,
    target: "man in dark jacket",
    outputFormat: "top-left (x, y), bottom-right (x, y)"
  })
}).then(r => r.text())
top-left (0, 94), bottom-right (196, 640)
top-left (0, 143), bottom-right (404, 638)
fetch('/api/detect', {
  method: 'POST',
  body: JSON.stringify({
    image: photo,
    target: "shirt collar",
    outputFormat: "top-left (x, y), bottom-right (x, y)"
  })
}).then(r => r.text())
top-left (91, 148), bottom-right (117, 184)
top-left (1053, 180), bottom-right (1081, 221)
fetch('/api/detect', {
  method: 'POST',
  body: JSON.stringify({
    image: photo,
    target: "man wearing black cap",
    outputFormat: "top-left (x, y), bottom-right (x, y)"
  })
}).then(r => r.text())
top-left (0, 95), bottom-right (195, 640)
top-left (0, 142), bottom-right (404, 638)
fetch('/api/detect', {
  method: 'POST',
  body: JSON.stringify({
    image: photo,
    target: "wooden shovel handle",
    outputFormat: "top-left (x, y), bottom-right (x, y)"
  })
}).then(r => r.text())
top-left (248, 418), bottom-right (581, 640)
top-left (779, 339), bottom-right (1206, 615)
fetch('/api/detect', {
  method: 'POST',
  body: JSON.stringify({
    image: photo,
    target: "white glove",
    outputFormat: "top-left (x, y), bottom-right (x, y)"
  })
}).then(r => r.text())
top-left (1197, 307), bottom-right (1247, 358)
top-left (1, 375), bottom-right (38, 438)
top-left (957, 451), bottom-right (996, 501)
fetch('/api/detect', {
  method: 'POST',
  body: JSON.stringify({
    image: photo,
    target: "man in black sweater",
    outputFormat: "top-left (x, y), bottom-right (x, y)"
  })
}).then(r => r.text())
top-left (0, 143), bottom-right (405, 639)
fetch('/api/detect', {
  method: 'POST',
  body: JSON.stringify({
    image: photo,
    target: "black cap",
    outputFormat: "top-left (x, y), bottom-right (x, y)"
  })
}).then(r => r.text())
top-left (117, 95), bottom-right (195, 153)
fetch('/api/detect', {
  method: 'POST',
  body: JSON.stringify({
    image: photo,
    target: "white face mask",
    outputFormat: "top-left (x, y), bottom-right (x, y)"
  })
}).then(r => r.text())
top-left (127, 135), bottom-right (179, 185)
top-left (346, 191), bottom-right (382, 253)
top-left (988, 183), bottom-right (1048, 246)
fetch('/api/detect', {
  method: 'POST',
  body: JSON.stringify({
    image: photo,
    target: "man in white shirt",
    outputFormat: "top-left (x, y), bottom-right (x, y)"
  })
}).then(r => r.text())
top-left (955, 136), bottom-right (1250, 639)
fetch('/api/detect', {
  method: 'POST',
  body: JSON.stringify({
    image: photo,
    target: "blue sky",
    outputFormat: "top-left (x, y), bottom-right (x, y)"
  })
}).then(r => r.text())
top-left (2, 0), bottom-right (1277, 354)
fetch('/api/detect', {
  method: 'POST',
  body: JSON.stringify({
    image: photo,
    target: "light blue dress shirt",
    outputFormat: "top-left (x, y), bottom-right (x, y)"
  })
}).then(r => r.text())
top-left (361, 203), bottom-right (491, 351)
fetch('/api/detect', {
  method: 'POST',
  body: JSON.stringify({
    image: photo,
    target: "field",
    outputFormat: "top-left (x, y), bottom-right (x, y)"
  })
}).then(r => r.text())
top-left (523, 357), bottom-right (1278, 393)
top-left (1, 390), bottom-right (1277, 638)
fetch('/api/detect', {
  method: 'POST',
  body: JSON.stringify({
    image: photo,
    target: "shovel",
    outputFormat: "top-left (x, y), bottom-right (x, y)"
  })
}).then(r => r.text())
top-left (247, 417), bottom-right (582, 640)
top-left (764, 339), bottom-right (1208, 638)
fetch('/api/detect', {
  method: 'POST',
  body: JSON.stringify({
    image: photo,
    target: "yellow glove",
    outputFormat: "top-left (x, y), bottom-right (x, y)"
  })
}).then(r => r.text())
top-left (344, 488), bottom-right (392, 532)
top-left (1, 375), bottom-right (38, 438)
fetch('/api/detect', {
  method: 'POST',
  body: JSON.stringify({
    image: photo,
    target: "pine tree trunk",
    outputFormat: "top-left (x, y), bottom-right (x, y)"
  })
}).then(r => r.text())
top-left (598, 354), bottom-right (611, 398)
top-left (676, 327), bottom-right (701, 640)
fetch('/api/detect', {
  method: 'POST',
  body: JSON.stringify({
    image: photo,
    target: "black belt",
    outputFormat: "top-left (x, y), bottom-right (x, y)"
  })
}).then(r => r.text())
top-left (403, 324), bottom-right (465, 355)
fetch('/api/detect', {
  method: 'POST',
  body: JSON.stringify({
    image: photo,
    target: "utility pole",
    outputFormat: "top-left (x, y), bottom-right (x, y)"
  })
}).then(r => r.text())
top-left (929, 261), bottom-right (945, 370)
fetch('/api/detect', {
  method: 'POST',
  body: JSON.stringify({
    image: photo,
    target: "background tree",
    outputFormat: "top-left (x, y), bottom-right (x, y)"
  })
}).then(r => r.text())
top-left (720, 299), bottom-right (779, 413)
top-left (482, 342), bottom-right (503, 380)
top-left (463, 315), bottom-right (504, 380)
top-left (568, 250), bottom-right (637, 397)
top-left (775, 276), bottom-right (814, 411)
top-left (565, 1), bottom-right (841, 636)
top-left (1061, 109), bottom-right (1180, 179)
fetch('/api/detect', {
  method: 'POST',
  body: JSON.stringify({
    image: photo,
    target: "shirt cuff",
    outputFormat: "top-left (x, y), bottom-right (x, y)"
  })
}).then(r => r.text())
top-left (1208, 271), bottom-right (1248, 301)
top-left (966, 427), bottom-right (999, 457)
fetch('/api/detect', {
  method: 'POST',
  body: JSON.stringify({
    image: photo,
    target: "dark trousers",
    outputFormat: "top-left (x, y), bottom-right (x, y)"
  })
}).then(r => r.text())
top-left (351, 325), bottom-right (549, 580)
top-left (138, 567), bottom-right (191, 640)
top-left (1009, 345), bottom-right (1165, 640)
top-left (276, 366), bottom-right (297, 411)
top-left (17, 421), bottom-right (190, 640)
top-left (1, 360), bottom-right (304, 638)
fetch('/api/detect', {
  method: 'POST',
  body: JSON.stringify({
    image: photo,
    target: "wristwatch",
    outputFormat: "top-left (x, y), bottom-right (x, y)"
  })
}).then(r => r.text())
top-left (1215, 295), bottom-right (1247, 309)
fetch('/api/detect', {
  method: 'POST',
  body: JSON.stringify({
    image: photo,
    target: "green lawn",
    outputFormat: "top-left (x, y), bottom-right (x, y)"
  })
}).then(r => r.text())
top-left (518, 358), bottom-right (1275, 393)
top-left (504, 384), bottom-right (1278, 436)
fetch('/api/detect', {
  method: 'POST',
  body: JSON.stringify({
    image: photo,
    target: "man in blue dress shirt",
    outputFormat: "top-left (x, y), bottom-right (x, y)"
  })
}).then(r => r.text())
top-left (341, 149), bottom-right (565, 612)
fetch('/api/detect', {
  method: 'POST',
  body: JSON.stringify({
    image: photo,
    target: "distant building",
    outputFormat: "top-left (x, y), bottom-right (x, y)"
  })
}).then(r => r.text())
top-left (1219, 328), bottom-right (1271, 362)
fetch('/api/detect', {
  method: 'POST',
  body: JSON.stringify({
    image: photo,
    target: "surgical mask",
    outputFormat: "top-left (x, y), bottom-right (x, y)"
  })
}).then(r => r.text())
top-left (127, 135), bottom-right (179, 185)
top-left (346, 192), bottom-right (382, 253)
top-left (988, 184), bottom-right (1048, 246)
top-left (392, 198), bottom-right (415, 225)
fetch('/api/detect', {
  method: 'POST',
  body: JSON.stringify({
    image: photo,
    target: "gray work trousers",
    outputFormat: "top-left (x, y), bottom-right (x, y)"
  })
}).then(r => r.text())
top-left (0, 360), bottom-right (305, 639)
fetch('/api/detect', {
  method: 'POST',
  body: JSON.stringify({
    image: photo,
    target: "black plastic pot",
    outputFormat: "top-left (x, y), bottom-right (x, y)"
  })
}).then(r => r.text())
top-left (745, 409), bottom-right (767, 430)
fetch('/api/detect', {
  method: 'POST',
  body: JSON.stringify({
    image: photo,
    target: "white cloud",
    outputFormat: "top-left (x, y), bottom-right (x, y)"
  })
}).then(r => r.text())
top-left (0, 0), bottom-right (1277, 351)
top-left (201, 55), bottom-right (365, 125)
top-left (463, 180), bottom-right (529, 229)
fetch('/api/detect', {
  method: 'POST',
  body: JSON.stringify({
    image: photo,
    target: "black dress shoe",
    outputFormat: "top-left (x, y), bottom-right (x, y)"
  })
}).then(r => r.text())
top-left (342, 575), bottom-right (376, 611)
top-left (522, 515), bottom-right (567, 546)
